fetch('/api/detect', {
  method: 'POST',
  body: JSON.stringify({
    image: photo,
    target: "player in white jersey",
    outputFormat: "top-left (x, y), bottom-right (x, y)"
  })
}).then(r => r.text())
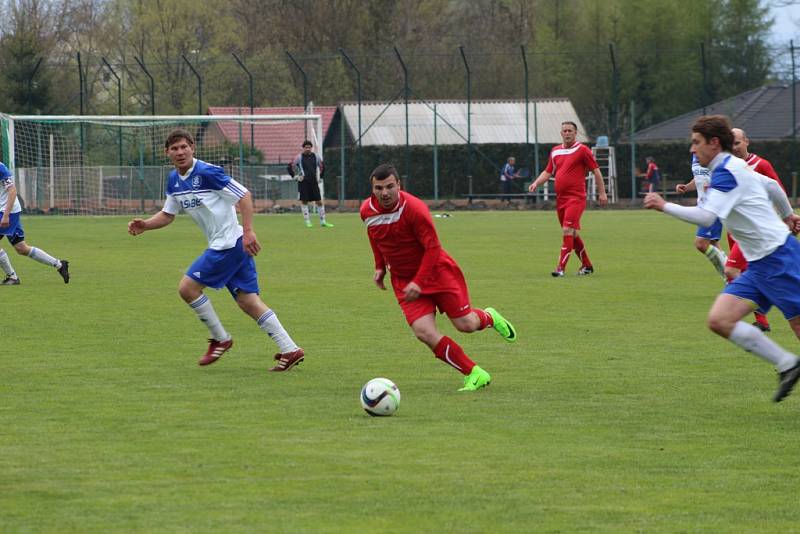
top-left (674, 155), bottom-right (727, 279)
top-left (128, 130), bottom-right (305, 371)
top-left (0, 162), bottom-right (70, 285)
top-left (645, 115), bottom-right (800, 402)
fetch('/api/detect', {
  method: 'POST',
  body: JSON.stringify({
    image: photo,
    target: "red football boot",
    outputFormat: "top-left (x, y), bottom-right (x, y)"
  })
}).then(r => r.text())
top-left (198, 338), bottom-right (233, 366)
top-left (269, 348), bottom-right (305, 372)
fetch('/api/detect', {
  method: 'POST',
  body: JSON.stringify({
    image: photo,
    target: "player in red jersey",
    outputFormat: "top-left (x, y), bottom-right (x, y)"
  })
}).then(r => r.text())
top-left (361, 163), bottom-right (517, 391)
top-left (728, 127), bottom-right (785, 332)
top-left (528, 121), bottom-right (608, 277)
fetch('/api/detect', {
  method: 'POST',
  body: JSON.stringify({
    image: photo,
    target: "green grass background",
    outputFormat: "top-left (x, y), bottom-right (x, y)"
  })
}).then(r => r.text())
top-left (2, 210), bottom-right (799, 532)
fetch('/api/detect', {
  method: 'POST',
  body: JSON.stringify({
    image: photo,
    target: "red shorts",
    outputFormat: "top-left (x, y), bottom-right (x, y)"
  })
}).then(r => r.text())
top-left (726, 241), bottom-right (748, 271)
top-left (557, 198), bottom-right (585, 230)
top-left (392, 263), bottom-right (472, 325)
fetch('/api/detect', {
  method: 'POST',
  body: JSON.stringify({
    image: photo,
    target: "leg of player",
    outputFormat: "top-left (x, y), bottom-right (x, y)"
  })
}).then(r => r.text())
top-left (301, 202), bottom-right (312, 228)
top-left (725, 244), bottom-right (769, 331)
top-left (316, 200), bottom-right (334, 228)
top-left (707, 293), bottom-right (800, 402)
top-left (694, 237), bottom-right (726, 280)
top-left (235, 291), bottom-right (304, 372)
top-left (410, 314), bottom-right (490, 391)
top-left (178, 275), bottom-right (233, 366)
top-left (573, 234), bottom-right (594, 275)
top-left (0, 247), bottom-right (20, 284)
top-left (451, 308), bottom-right (517, 343)
top-left (553, 226), bottom-right (575, 277)
top-left (12, 240), bottom-right (69, 283)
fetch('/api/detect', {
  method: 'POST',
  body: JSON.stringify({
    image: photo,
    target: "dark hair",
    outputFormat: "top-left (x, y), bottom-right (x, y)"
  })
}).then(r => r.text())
top-left (302, 140), bottom-right (313, 147)
top-left (646, 156), bottom-right (654, 163)
top-left (165, 129), bottom-right (195, 148)
top-left (370, 163), bottom-right (399, 183)
top-left (691, 115), bottom-right (733, 151)
top-left (561, 121), bottom-right (577, 130)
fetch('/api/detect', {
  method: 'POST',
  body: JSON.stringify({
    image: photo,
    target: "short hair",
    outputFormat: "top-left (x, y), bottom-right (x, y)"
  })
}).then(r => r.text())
top-left (370, 163), bottom-right (399, 183)
top-left (165, 129), bottom-right (194, 148)
top-left (561, 121), bottom-right (577, 130)
top-left (646, 156), bottom-right (654, 163)
top-left (691, 115), bottom-right (733, 151)
top-left (302, 140), bottom-right (313, 147)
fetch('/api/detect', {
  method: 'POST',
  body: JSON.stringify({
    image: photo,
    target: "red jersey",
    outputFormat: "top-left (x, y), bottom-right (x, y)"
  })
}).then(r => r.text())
top-left (545, 142), bottom-right (599, 200)
top-left (645, 161), bottom-right (659, 179)
top-left (746, 153), bottom-right (785, 191)
top-left (360, 191), bottom-right (459, 288)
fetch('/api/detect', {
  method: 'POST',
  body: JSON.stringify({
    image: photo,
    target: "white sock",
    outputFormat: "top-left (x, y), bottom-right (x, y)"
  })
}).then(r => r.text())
top-left (729, 321), bottom-right (798, 371)
top-left (704, 245), bottom-right (727, 279)
top-left (0, 249), bottom-right (16, 277)
top-left (256, 309), bottom-right (298, 353)
top-left (28, 247), bottom-right (61, 269)
top-left (301, 204), bottom-right (310, 224)
top-left (188, 295), bottom-right (230, 342)
top-left (318, 204), bottom-right (327, 224)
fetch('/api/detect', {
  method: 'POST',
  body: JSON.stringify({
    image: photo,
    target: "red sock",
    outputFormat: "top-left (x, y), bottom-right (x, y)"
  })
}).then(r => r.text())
top-left (557, 235), bottom-right (574, 271)
top-left (472, 309), bottom-right (493, 330)
top-left (754, 312), bottom-right (770, 329)
top-left (573, 236), bottom-right (592, 268)
top-left (433, 336), bottom-right (476, 375)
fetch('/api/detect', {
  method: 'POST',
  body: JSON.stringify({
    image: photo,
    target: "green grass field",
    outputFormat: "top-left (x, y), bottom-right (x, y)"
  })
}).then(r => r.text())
top-left (3, 210), bottom-right (800, 532)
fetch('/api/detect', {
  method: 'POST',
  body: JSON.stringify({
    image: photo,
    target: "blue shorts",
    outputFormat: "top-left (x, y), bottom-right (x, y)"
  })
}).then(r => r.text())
top-left (695, 218), bottom-right (722, 241)
top-left (0, 212), bottom-right (24, 242)
top-left (186, 237), bottom-right (259, 299)
top-left (723, 236), bottom-right (800, 319)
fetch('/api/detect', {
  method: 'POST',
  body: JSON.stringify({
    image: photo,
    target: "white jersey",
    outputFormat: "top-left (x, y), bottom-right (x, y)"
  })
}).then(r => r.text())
top-left (162, 158), bottom-right (247, 250)
top-left (703, 152), bottom-right (790, 262)
top-left (0, 163), bottom-right (22, 214)
top-left (691, 155), bottom-right (712, 207)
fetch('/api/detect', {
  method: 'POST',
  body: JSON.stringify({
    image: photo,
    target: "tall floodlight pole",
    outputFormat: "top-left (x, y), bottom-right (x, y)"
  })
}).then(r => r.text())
top-left (521, 45), bottom-right (531, 173)
top-left (340, 48), bottom-right (363, 192)
top-left (182, 54), bottom-right (203, 115)
top-left (101, 57), bottom-right (123, 166)
top-left (700, 42), bottom-right (709, 115)
top-left (232, 53), bottom-right (255, 152)
top-left (286, 50), bottom-right (308, 137)
top-left (134, 56), bottom-right (156, 164)
top-left (459, 46), bottom-right (472, 181)
top-left (609, 43), bottom-right (619, 143)
top-left (394, 46), bottom-right (411, 191)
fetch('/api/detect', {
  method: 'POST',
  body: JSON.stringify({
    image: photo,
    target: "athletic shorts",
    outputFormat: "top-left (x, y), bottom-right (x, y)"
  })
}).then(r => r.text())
top-left (298, 179), bottom-right (322, 202)
top-left (695, 218), bottom-right (723, 241)
top-left (0, 211), bottom-right (24, 243)
top-left (726, 241), bottom-right (748, 271)
top-left (556, 198), bottom-right (585, 230)
top-left (722, 236), bottom-right (800, 319)
top-left (391, 263), bottom-right (472, 325)
top-left (186, 236), bottom-right (259, 299)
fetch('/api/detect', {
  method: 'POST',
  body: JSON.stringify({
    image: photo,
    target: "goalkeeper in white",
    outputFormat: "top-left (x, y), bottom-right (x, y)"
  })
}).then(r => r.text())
top-left (645, 115), bottom-right (800, 402)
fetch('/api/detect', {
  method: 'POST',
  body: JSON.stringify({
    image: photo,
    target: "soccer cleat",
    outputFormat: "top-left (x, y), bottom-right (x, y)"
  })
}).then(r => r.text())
top-left (577, 266), bottom-right (594, 276)
top-left (198, 338), bottom-right (233, 366)
top-left (753, 313), bottom-right (771, 333)
top-left (458, 365), bottom-right (491, 391)
top-left (1, 275), bottom-right (20, 285)
top-left (57, 260), bottom-right (70, 284)
top-left (320, 222), bottom-right (335, 228)
top-left (774, 362), bottom-right (800, 402)
top-left (551, 270), bottom-right (565, 277)
top-left (305, 221), bottom-right (313, 228)
top-left (269, 347), bottom-right (305, 372)
top-left (485, 307), bottom-right (517, 343)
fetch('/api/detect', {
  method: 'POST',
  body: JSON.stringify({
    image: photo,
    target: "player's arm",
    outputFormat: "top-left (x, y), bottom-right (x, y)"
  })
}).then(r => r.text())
top-left (528, 170), bottom-right (552, 192)
top-left (405, 207), bottom-right (442, 301)
top-left (237, 191), bottom-right (261, 256)
top-left (643, 193), bottom-right (718, 226)
top-left (368, 235), bottom-right (387, 290)
top-left (592, 167), bottom-right (608, 205)
top-left (127, 211), bottom-right (175, 235)
top-left (677, 179), bottom-right (696, 194)
top-left (1, 181), bottom-right (16, 227)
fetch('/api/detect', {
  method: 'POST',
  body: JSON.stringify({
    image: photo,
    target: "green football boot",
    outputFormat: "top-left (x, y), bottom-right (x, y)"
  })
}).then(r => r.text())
top-left (305, 221), bottom-right (313, 228)
top-left (321, 221), bottom-right (335, 228)
top-left (485, 307), bottom-right (517, 343)
top-left (458, 365), bottom-right (491, 391)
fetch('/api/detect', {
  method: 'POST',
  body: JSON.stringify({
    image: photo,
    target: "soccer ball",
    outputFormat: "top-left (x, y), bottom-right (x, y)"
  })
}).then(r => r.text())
top-left (360, 378), bottom-right (401, 416)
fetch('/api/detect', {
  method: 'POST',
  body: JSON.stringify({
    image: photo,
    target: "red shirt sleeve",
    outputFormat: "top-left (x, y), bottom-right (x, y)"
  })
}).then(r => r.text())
top-left (545, 151), bottom-right (555, 174)
top-left (408, 199), bottom-right (442, 288)
top-left (757, 160), bottom-right (785, 191)
top-left (368, 233), bottom-right (386, 271)
top-left (584, 145), bottom-right (599, 171)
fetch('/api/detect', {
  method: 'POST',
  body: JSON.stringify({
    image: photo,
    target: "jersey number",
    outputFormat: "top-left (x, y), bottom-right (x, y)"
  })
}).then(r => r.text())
top-left (181, 197), bottom-right (202, 209)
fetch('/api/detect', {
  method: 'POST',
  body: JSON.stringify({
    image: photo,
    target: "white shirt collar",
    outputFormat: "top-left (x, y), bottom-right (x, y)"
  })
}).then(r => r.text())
top-left (707, 151), bottom-right (730, 172)
top-left (178, 158), bottom-right (198, 180)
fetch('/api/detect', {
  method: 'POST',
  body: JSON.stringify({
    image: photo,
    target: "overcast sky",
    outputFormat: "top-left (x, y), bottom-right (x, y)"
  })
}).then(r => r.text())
top-left (771, 2), bottom-right (800, 43)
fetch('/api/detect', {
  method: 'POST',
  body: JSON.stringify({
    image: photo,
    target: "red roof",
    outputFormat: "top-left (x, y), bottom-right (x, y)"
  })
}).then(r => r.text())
top-left (207, 106), bottom-right (337, 164)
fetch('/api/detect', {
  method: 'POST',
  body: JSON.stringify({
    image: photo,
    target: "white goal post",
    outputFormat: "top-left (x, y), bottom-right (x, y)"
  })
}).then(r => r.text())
top-left (0, 113), bottom-right (324, 214)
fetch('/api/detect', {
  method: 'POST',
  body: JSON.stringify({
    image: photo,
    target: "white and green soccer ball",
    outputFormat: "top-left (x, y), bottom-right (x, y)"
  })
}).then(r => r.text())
top-left (360, 378), bottom-right (401, 416)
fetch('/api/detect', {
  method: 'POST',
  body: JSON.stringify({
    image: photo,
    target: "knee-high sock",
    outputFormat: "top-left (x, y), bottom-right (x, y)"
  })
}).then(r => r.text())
top-left (557, 235), bottom-right (574, 271)
top-left (433, 336), bottom-right (475, 375)
top-left (573, 235), bottom-right (592, 268)
top-left (0, 249), bottom-right (16, 277)
top-left (472, 309), bottom-right (493, 330)
top-left (729, 321), bottom-right (797, 372)
top-left (188, 295), bottom-right (230, 342)
top-left (318, 204), bottom-right (327, 224)
top-left (301, 204), bottom-right (310, 224)
top-left (704, 245), bottom-right (727, 278)
top-left (28, 247), bottom-right (61, 268)
top-left (256, 309), bottom-right (298, 353)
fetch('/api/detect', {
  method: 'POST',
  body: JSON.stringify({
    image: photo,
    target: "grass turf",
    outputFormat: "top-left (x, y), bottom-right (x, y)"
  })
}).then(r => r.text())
top-left (2, 210), bottom-right (799, 532)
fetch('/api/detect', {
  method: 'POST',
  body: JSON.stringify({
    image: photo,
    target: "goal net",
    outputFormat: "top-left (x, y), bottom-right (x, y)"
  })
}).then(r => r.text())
top-left (0, 113), bottom-right (323, 214)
